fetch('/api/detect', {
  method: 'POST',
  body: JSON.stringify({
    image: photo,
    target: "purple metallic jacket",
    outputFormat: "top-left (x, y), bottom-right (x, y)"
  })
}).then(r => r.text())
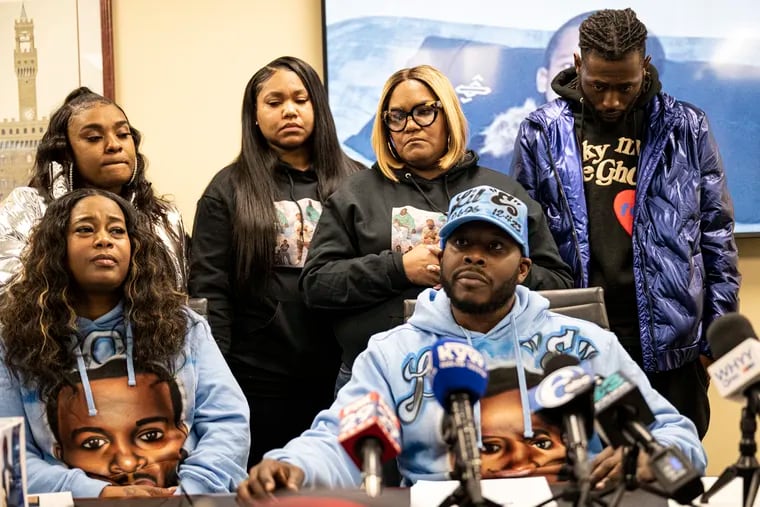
top-left (512, 91), bottom-right (740, 372)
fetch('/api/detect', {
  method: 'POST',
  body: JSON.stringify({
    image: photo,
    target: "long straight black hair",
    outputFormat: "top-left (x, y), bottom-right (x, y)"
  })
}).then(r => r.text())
top-left (232, 56), bottom-right (360, 287)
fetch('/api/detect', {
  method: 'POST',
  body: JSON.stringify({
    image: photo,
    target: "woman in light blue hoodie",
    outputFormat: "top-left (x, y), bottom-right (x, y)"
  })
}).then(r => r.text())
top-left (0, 188), bottom-right (249, 498)
top-left (238, 185), bottom-right (705, 501)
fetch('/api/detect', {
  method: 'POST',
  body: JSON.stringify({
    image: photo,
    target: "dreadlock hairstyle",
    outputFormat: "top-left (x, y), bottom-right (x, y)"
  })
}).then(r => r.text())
top-left (0, 188), bottom-right (187, 401)
top-left (30, 87), bottom-right (178, 242)
top-left (578, 8), bottom-right (648, 60)
top-left (232, 56), bottom-right (361, 287)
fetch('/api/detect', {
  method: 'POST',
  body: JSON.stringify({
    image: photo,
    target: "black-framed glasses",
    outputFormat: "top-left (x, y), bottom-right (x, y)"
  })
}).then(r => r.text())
top-left (382, 101), bottom-right (442, 132)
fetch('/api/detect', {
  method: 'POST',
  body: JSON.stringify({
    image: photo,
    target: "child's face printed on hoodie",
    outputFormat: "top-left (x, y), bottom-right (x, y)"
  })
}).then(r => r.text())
top-left (479, 387), bottom-right (566, 481)
top-left (53, 371), bottom-right (188, 487)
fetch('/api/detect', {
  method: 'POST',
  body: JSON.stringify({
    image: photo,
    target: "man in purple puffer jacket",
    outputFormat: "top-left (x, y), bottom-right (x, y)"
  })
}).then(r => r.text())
top-left (511, 8), bottom-right (740, 440)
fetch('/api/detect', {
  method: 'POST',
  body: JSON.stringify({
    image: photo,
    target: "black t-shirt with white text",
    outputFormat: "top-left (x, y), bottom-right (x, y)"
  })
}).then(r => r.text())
top-left (578, 115), bottom-right (641, 356)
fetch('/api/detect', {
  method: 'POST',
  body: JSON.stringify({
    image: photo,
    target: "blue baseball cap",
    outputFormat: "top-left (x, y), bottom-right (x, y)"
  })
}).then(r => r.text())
top-left (439, 185), bottom-right (529, 256)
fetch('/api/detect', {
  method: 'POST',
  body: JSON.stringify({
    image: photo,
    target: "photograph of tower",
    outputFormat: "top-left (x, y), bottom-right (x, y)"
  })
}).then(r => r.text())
top-left (0, 0), bottom-right (106, 201)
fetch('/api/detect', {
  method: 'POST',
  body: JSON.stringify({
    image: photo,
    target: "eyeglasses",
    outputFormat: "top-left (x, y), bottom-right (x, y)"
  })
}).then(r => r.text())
top-left (382, 101), bottom-right (442, 132)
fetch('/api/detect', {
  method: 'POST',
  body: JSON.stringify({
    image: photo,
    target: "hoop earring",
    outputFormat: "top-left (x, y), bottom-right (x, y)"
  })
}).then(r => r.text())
top-left (128, 163), bottom-right (137, 185)
top-left (49, 161), bottom-right (71, 199)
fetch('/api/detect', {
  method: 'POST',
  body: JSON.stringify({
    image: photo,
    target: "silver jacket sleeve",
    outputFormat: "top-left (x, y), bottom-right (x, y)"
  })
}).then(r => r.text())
top-left (0, 187), bottom-right (47, 290)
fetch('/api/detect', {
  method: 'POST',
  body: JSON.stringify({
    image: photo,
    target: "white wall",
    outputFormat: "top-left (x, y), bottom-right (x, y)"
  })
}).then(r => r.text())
top-left (112, 0), bottom-right (323, 230)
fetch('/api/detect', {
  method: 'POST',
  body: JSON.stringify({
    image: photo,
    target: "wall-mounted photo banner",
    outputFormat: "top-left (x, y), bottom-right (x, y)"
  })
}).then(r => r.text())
top-left (322, 0), bottom-right (760, 235)
top-left (0, 0), bottom-right (113, 200)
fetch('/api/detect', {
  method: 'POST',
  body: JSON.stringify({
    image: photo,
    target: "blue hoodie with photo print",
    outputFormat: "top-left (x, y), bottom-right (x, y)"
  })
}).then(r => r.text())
top-left (264, 285), bottom-right (706, 488)
top-left (0, 302), bottom-right (250, 498)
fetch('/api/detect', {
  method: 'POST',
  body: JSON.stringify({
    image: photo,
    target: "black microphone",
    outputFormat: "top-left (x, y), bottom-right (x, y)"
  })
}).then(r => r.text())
top-left (529, 354), bottom-right (595, 500)
top-left (706, 312), bottom-right (760, 406)
top-left (594, 371), bottom-right (704, 504)
top-left (702, 313), bottom-right (760, 507)
top-left (593, 370), bottom-right (654, 448)
top-left (431, 338), bottom-right (489, 505)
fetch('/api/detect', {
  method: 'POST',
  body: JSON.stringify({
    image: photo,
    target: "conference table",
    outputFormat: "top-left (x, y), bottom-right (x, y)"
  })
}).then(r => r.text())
top-left (62, 475), bottom-right (755, 507)
top-left (72, 485), bottom-right (672, 507)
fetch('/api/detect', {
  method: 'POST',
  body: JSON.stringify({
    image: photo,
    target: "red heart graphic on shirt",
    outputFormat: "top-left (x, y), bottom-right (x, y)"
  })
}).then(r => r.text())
top-left (614, 189), bottom-right (636, 236)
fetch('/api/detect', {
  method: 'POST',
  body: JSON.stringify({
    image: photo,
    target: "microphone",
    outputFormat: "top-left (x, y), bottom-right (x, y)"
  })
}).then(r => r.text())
top-left (706, 312), bottom-right (760, 405)
top-left (702, 313), bottom-right (760, 507)
top-left (529, 354), bottom-right (594, 499)
top-left (338, 391), bottom-right (401, 497)
top-left (594, 371), bottom-right (704, 504)
top-left (431, 338), bottom-right (489, 505)
top-left (593, 370), bottom-right (654, 448)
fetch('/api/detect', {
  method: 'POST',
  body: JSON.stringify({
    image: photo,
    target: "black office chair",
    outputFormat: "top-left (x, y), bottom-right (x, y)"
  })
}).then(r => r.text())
top-left (403, 287), bottom-right (610, 329)
top-left (536, 287), bottom-right (610, 329)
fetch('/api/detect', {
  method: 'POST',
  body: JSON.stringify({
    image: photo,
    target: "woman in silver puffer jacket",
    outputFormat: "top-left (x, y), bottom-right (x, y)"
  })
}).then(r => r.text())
top-left (0, 87), bottom-right (187, 290)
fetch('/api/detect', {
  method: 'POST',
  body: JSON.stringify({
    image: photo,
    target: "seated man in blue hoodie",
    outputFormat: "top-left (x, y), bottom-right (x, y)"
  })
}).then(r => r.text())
top-left (237, 185), bottom-right (705, 501)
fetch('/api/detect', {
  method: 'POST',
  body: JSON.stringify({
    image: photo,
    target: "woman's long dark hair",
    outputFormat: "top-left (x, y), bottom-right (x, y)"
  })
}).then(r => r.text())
top-left (0, 188), bottom-right (187, 400)
top-left (30, 87), bottom-right (173, 225)
top-left (232, 56), bottom-right (361, 286)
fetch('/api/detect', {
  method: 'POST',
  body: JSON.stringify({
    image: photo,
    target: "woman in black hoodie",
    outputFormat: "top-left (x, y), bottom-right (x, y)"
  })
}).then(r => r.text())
top-left (189, 56), bottom-right (362, 466)
top-left (300, 64), bottom-right (573, 392)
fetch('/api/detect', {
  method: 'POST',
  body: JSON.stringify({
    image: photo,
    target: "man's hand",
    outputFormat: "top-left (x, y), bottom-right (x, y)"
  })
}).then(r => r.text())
top-left (236, 459), bottom-right (305, 505)
top-left (100, 485), bottom-right (176, 497)
top-left (402, 244), bottom-right (441, 287)
top-left (590, 446), bottom-right (654, 488)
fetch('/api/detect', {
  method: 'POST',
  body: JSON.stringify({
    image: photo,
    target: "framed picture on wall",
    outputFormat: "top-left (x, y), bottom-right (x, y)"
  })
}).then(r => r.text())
top-left (322, 0), bottom-right (760, 235)
top-left (0, 0), bottom-right (114, 200)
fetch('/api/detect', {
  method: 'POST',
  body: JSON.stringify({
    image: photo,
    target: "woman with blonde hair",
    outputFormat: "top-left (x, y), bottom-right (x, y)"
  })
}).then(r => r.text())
top-left (301, 64), bottom-right (572, 392)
